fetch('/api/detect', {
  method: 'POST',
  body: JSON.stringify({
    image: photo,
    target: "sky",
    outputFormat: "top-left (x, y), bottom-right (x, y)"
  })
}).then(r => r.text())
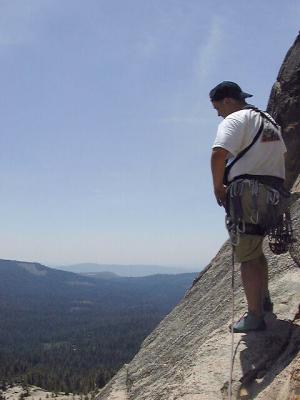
top-left (0, 0), bottom-right (299, 269)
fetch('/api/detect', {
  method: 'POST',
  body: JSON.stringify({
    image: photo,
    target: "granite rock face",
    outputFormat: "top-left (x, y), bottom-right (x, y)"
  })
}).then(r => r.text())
top-left (267, 32), bottom-right (300, 189)
top-left (96, 33), bottom-right (300, 400)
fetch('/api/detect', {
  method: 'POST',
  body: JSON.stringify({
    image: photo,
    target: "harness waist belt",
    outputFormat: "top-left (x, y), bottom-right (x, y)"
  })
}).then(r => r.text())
top-left (244, 223), bottom-right (265, 236)
top-left (230, 174), bottom-right (285, 191)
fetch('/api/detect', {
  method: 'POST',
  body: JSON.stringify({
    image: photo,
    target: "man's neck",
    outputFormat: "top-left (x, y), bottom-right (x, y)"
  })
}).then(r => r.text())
top-left (228, 101), bottom-right (247, 116)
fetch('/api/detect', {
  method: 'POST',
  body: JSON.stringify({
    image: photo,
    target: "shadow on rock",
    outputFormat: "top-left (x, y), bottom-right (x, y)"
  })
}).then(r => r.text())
top-left (235, 313), bottom-right (300, 399)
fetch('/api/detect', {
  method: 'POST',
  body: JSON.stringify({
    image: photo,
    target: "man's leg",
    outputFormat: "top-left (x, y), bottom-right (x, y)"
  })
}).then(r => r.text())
top-left (241, 254), bottom-right (267, 317)
top-left (232, 236), bottom-right (268, 332)
top-left (260, 253), bottom-right (269, 298)
top-left (260, 253), bottom-right (273, 311)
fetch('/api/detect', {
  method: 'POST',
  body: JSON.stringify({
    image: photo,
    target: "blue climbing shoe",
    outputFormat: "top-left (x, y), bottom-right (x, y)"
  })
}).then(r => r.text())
top-left (231, 312), bottom-right (266, 333)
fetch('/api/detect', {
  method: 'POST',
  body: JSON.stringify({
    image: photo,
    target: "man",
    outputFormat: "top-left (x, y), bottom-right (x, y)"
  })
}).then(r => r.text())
top-left (210, 81), bottom-right (287, 333)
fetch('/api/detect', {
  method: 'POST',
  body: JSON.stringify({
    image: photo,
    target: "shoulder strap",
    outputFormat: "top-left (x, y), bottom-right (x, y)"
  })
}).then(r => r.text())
top-left (224, 104), bottom-right (266, 185)
top-left (224, 106), bottom-right (271, 184)
top-left (243, 105), bottom-right (279, 129)
top-left (225, 120), bottom-right (264, 176)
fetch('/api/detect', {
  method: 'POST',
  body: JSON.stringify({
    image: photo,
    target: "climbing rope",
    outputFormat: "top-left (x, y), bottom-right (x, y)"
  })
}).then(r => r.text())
top-left (228, 246), bottom-right (235, 400)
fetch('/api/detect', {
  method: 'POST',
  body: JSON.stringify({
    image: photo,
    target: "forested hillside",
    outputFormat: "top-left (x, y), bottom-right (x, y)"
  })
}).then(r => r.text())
top-left (0, 260), bottom-right (197, 394)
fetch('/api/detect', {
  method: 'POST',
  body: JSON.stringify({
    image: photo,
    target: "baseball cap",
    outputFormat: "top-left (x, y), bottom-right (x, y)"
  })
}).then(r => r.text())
top-left (209, 81), bottom-right (253, 101)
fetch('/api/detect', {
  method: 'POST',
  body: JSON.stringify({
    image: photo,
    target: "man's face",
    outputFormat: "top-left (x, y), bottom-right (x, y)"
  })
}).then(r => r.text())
top-left (212, 98), bottom-right (235, 118)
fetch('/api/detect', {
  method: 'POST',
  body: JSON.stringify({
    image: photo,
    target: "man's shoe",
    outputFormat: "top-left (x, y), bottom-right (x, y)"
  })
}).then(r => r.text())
top-left (231, 312), bottom-right (266, 333)
top-left (263, 296), bottom-right (274, 313)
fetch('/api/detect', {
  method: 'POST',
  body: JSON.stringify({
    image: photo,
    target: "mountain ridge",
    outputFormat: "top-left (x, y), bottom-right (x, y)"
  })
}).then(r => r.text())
top-left (57, 262), bottom-right (197, 277)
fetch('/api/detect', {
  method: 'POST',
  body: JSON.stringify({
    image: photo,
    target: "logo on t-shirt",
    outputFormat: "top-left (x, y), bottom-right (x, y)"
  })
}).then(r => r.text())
top-left (261, 121), bottom-right (281, 142)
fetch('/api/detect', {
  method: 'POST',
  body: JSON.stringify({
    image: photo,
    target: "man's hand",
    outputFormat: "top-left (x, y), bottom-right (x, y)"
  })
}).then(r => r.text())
top-left (214, 185), bottom-right (227, 207)
top-left (211, 147), bottom-right (229, 207)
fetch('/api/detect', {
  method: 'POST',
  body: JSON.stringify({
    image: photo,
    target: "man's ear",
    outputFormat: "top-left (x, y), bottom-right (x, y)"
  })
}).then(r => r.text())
top-left (223, 98), bottom-right (232, 105)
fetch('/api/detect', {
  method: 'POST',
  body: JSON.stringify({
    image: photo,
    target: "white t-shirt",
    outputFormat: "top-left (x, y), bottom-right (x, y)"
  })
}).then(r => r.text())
top-left (212, 108), bottom-right (287, 182)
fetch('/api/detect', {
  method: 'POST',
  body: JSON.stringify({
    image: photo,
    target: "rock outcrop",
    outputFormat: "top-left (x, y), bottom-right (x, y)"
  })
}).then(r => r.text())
top-left (96, 33), bottom-right (300, 400)
top-left (267, 32), bottom-right (300, 189)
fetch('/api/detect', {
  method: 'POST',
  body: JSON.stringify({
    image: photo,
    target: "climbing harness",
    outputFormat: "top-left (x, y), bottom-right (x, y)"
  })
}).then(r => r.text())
top-left (226, 178), bottom-right (293, 254)
top-left (228, 246), bottom-right (235, 400)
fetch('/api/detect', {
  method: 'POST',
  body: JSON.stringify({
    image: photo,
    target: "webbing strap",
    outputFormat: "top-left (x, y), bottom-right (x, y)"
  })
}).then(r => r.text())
top-left (224, 106), bottom-right (280, 185)
top-left (244, 223), bottom-right (265, 236)
top-left (243, 105), bottom-right (279, 129)
top-left (224, 121), bottom-right (264, 183)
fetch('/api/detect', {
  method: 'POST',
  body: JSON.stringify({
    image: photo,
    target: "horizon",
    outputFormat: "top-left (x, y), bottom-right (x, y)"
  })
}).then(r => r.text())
top-left (0, 1), bottom-right (299, 268)
top-left (0, 256), bottom-right (199, 273)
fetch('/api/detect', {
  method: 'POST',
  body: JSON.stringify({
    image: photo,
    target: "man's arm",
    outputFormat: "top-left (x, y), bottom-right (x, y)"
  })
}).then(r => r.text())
top-left (211, 147), bottom-right (229, 206)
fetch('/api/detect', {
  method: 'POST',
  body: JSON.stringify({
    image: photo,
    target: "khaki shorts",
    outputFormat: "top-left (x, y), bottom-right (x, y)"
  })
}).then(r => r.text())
top-left (234, 234), bottom-right (263, 263)
top-left (226, 179), bottom-right (287, 263)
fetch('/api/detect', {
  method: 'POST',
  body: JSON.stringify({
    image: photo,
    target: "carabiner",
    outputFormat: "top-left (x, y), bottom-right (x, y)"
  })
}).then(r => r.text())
top-left (237, 219), bottom-right (246, 234)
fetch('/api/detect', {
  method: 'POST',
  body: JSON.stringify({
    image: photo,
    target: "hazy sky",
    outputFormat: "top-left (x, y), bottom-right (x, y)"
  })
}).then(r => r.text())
top-left (0, 0), bottom-right (299, 268)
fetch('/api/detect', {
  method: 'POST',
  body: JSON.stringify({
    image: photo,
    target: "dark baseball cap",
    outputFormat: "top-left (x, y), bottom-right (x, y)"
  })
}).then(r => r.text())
top-left (209, 81), bottom-right (253, 101)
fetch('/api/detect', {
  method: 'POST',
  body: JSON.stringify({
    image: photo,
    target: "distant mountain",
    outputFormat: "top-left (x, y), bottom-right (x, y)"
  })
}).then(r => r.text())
top-left (0, 258), bottom-right (197, 394)
top-left (83, 271), bottom-right (120, 279)
top-left (56, 262), bottom-right (198, 276)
